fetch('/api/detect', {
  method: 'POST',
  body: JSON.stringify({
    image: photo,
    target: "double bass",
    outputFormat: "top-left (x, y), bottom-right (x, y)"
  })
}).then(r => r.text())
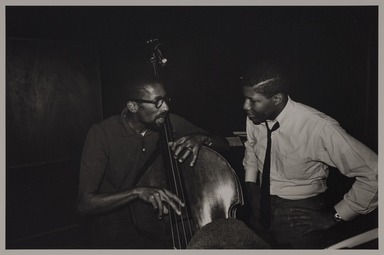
top-left (131, 38), bottom-right (245, 249)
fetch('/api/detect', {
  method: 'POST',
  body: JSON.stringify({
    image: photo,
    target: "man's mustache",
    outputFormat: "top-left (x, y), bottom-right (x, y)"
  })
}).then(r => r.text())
top-left (157, 111), bottom-right (169, 119)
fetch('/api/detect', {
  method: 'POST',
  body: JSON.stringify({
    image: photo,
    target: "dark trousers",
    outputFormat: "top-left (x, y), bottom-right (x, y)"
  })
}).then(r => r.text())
top-left (249, 192), bottom-right (329, 249)
top-left (89, 208), bottom-right (171, 249)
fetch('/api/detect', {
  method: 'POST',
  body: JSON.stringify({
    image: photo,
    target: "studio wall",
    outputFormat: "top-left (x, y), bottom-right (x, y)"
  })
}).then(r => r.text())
top-left (6, 39), bottom-right (103, 167)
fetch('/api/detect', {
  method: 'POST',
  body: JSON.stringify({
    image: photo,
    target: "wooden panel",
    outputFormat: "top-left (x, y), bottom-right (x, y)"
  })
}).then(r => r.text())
top-left (6, 39), bottom-right (102, 166)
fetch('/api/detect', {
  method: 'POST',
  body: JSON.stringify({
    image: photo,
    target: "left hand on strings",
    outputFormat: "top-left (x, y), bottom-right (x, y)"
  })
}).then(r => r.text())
top-left (169, 134), bottom-right (209, 167)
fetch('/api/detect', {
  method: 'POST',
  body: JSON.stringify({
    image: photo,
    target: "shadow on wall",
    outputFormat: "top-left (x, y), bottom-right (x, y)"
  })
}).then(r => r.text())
top-left (6, 38), bottom-right (103, 167)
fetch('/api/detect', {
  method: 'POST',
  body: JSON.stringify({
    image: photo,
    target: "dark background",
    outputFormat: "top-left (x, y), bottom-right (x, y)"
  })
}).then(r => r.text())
top-left (5, 6), bottom-right (378, 249)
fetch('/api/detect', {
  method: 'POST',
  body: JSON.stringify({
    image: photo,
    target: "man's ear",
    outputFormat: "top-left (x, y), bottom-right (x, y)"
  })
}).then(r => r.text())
top-left (126, 101), bottom-right (138, 113)
top-left (272, 93), bottom-right (283, 105)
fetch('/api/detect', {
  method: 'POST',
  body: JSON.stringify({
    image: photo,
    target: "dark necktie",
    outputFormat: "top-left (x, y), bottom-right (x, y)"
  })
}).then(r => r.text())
top-left (260, 121), bottom-right (280, 229)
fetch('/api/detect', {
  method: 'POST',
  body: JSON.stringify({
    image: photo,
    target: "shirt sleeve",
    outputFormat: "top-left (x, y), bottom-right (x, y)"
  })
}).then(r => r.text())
top-left (78, 123), bottom-right (110, 195)
top-left (317, 122), bottom-right (378, 220)
top-left (243, 118), bottom-right (259, 183)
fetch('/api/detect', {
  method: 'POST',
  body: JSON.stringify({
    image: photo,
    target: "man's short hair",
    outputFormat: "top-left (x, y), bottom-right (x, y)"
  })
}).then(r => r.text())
top-left (240, 61), bottom-right (290, 98)
top-left (126, 73), bottom-right (163, 99)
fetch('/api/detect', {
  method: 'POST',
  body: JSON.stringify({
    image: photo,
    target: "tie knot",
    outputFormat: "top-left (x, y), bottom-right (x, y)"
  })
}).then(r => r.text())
top-left (265, 121), bottom-right (280, 133)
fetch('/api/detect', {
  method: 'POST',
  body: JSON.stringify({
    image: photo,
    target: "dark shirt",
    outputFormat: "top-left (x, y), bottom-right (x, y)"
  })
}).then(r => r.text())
top-left (78, 111), bottom-right (208, 248)
top-left (79, 111), bottom-right (207, 196)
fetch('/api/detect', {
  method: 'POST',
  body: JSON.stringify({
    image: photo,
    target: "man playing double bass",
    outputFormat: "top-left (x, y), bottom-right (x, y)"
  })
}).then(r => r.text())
top-left (76, 74), bottom-right (229, 248)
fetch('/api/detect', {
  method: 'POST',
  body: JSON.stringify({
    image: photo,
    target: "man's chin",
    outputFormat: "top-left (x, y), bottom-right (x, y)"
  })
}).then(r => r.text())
top-left (249, 117), bottom-right (264, 125)
top-left (146, 120), bottom-right (164, 131)
top-left (157, 117), bottom-right (166, 125)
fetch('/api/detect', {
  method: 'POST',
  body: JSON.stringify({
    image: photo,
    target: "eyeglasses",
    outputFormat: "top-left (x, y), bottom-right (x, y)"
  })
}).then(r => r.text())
top-left (129, 96), bottom-right (171, 109)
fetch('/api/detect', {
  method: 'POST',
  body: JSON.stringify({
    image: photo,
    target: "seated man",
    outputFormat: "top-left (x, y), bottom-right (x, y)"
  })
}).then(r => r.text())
top-left (76, 74), bottom-right (229, 248)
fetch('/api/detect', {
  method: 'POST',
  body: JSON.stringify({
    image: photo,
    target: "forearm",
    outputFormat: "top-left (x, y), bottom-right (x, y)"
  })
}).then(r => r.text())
top-left (77, 188), bottom-right (139, 216)
top-left (244, 181), bottom-right (261, 217)
top-left (320, 124), bottom-right (378, 219)
top-left (335, 182), bottom-right (378, 221)
top-left (333, 164), bottom-right (377, 220)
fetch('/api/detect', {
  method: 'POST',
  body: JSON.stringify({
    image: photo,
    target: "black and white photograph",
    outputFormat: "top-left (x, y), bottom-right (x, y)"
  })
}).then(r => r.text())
top-left (2, 1), bottom-right (380, 253)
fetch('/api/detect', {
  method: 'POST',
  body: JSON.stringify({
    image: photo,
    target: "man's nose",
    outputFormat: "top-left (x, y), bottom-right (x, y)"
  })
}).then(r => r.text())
top-left (243, 99), bottom-right (250, 111)
top-left (161, 101), bottom-right (170, 111)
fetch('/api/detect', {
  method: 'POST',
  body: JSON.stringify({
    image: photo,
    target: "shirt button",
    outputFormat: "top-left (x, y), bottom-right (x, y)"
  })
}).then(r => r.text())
top-left (142, 148), bottom-right (146, 152)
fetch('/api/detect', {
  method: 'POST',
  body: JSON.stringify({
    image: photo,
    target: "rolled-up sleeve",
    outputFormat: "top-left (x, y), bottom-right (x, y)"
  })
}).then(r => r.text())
top-left (243, 118), bottom-right (260, 183)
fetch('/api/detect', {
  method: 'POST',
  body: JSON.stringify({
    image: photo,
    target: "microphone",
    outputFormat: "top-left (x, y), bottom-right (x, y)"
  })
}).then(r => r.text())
top-left (146, 38), bottom-right (168, 71)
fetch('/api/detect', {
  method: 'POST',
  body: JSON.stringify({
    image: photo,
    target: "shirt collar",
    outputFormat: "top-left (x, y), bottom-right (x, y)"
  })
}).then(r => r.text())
top-left (265, 96), bottom-right (294, 130)
top-left (119, 108), bottom-right (154, 137)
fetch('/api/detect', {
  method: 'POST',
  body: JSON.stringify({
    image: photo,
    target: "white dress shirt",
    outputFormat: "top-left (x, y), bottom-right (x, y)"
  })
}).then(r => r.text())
top-left (243, 97), bottom-right (378, 221)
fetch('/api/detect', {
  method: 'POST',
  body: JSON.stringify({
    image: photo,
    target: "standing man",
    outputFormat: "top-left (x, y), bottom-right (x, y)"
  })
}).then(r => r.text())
top-left (77, 75), bottom-right (229, 248)
top-left (241, 62), bottom-right (378, 248)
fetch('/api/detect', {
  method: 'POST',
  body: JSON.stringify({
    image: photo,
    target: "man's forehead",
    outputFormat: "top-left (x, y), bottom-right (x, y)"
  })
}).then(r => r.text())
top-left (143, 83), bottom-right (166, 96)
top-left (243, 86), bottom-right (258, 95)
top-left (243, 86), bottom-right (267, 99)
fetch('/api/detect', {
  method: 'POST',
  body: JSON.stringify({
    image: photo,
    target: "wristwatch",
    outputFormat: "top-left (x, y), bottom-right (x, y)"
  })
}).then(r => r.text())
top-left (333, 208), bottom-right (343, 222)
